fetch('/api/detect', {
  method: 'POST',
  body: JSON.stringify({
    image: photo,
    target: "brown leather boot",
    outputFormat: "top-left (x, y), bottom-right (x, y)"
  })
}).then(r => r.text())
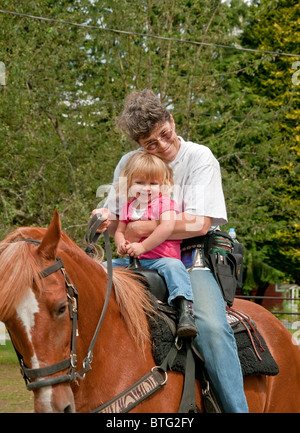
top-left (176, 298), bottom-right (198, 338)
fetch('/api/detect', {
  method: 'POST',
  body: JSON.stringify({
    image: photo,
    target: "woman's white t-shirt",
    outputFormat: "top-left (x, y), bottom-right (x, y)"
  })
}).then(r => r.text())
top-left (104, 137), bottom-right (227, 231)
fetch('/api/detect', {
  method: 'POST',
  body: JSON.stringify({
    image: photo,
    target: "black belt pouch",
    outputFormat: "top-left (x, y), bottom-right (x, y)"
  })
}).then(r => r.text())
top-left (207, 252), bottom-right (238, 307)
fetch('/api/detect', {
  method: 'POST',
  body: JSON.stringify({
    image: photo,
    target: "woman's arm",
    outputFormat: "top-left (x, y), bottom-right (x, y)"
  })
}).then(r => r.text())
top-left (124, 213), bottom-right (212, 243)
top-left (125, 211), bottom-right (176, 257)
top-left (124, 219), bottom-right (159, 243)
top-left (169, 214), bottom-right (212, 239)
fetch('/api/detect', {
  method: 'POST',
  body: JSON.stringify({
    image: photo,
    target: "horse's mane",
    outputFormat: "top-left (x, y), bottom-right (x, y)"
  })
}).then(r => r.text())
top-left (0, 227), bottom-right (155, 350)
top-left (0, 228), bottom-right (44, 321)
top-left (55, 233), bottom-right (155, 349)
top-left (110, 267), bottom-right (155, 349)
top-left (60, 236), bottom-right (156, 349)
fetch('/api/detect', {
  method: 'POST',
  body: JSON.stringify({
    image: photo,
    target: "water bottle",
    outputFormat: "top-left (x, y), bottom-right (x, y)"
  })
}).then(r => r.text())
top-left (229, 228), bottom-right (237, 242)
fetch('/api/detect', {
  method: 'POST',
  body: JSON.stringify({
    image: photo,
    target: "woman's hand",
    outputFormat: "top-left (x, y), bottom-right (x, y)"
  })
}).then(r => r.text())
top-left (90, 208), bottom-right (111, 233)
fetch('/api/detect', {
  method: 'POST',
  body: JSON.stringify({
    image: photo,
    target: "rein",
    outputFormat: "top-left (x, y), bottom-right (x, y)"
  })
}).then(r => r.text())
top-left (15, 214), bottom-right (113, 391)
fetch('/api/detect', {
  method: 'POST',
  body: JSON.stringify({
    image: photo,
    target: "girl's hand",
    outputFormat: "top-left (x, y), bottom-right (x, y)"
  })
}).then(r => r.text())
top-left (116, 240), bottom-right (129, 256)
top-left (126, 242), bottom-right (146, 257)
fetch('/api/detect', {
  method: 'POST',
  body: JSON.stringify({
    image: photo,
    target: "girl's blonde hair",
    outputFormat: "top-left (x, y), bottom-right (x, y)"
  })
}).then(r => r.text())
top-left (119, 150), bottom-right (174, 199)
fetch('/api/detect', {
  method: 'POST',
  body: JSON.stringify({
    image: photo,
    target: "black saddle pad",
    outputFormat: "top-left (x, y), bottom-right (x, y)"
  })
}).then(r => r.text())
top-left (234, 323), bottom-right (279, 377)
top-left (148, 300), bottom-right (279, 378)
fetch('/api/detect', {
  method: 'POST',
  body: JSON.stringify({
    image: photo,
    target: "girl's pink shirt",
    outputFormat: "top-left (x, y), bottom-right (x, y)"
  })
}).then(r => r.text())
top-left (120, 195), bottom-right (182, 260)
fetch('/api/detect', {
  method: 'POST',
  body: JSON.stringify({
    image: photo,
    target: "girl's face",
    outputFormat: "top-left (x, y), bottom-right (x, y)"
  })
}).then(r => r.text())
top-left (129, 177), bottom-right (161, 204)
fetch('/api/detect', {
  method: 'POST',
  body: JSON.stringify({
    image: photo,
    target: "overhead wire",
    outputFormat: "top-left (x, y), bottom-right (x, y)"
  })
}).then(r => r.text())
top-left (0, 8), bottom-right (298, 129)
top-left (0, 8), bottom-right (299, 58)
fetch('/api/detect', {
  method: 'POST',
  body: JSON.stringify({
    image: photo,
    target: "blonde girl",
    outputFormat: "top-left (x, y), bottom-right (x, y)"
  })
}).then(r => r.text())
top-left (113, 151), bottom-right (197, 338)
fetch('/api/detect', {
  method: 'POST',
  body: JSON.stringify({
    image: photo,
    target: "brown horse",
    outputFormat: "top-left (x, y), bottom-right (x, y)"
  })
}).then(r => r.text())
top-left (0, 210), bottom-right (299, 413)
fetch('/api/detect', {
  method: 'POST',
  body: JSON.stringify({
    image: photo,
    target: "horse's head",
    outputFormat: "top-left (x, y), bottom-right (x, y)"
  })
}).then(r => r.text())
top-left (1, 210), bottom-right (157, 413)
top-left (0, 211), bottom-right (76, 412)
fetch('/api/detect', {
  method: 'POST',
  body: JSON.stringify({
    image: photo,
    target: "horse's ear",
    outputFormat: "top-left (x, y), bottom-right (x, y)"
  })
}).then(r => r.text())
top-left (38, 210), bottom-right (61, 260)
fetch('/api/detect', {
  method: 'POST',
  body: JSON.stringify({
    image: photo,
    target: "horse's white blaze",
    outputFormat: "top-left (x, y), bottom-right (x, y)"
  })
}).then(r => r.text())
top-left (16, 289), bottom-right (54, 412)
top-left (16, 288), bottom-right (39, 342)
top-left (38, 385), bottom-right (53, 412)
top-left (30, 353), bottom-right (53, 412)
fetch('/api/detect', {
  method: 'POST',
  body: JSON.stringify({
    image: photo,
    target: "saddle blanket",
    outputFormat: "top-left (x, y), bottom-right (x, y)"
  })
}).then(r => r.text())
top-left (148, 302), bottom-right (279, 378)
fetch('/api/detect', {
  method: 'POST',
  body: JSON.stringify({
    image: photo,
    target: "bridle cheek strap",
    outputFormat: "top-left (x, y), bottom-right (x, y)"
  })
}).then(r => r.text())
top-left (16, 241), bottom-right (79, 390)
top-left (15, 224), bottom-right (112, 391)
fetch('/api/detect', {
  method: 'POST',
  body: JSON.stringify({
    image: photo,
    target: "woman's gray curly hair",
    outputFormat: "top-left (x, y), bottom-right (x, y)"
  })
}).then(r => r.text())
top-left (116, 89), bottom-right (171, 143)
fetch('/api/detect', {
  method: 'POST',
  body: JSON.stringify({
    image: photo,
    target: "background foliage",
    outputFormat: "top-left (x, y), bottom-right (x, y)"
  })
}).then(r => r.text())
top-left (0, 0), bottom-right (299, 289)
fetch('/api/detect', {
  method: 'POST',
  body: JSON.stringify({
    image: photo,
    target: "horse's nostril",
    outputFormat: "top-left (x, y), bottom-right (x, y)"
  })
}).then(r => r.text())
top-left (63, 404), bottom-right (74, 413)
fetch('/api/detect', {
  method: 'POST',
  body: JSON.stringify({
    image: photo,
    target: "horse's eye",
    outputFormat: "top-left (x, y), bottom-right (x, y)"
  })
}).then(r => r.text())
top-left (57, 304), bottom-right (67, 317)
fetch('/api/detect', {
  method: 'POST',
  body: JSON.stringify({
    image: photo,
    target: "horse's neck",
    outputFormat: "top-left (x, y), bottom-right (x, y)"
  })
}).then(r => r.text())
top-left (67, 256), bottom-right (135, 357)
top-left (68, 256), bottom-right (156, 411)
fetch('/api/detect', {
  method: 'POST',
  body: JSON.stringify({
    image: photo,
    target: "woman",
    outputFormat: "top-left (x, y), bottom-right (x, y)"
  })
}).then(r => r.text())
top-left (91, 89), bottom-right (248, 413)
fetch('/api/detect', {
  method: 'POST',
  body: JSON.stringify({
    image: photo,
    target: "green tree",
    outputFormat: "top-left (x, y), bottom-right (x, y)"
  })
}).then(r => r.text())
top-left (0, 0), bottom-right (122, 242)
top-left (0, 0), bottom-right (298, 289)
top-left (0, 0), bottom-right (252, 240)
top-left (239, 0), bottom-right (300, 284)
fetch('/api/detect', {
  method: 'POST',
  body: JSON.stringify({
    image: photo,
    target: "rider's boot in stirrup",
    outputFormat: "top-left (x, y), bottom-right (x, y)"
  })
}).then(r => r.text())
top-left (176, 298), bottom-right (198, 338)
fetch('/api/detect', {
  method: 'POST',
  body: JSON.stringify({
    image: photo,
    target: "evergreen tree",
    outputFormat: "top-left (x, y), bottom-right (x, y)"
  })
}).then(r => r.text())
top-left (240, 0), bottom-right (300, 284)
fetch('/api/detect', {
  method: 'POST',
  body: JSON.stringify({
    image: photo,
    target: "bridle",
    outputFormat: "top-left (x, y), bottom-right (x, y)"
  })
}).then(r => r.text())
top-left (16, 245), bottom-right (79, 390)
top-left (13, 214), bottom-right (113, 391)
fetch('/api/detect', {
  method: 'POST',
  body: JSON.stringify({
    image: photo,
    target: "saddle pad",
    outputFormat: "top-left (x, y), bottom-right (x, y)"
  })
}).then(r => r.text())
top-left (148, 302), bottom-right (279, 378)
top-left (234, 326), bottom-right (279, 377)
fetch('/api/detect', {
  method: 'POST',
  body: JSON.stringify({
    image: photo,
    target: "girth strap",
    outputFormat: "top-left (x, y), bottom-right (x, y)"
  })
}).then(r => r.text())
top-left (228, 307), bottom-right (265, 360)
top-left (178, 340), bottom-right (198, 413)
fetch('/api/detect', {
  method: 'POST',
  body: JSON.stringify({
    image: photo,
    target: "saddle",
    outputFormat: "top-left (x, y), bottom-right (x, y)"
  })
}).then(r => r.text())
top-left (127, 257), bottom-right (169, 302)
top-left (128, 258), bottom-right (279, 413)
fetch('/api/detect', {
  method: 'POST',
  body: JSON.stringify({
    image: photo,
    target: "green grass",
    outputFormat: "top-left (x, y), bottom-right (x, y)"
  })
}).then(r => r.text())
top-left (0, 341), bottom-right (34, 412)
top-left (0, 340), bottom-right (19, 365)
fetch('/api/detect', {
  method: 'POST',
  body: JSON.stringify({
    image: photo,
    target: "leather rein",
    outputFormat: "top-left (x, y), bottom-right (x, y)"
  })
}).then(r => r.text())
top-left (14, 214), bottom-right (113, 391)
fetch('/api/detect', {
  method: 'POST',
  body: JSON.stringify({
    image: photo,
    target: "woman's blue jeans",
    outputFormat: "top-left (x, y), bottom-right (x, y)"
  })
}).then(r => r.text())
top-left (189, 268), bottom-right (248, 413)
top-left (107, 259), bottom-right (248, 413)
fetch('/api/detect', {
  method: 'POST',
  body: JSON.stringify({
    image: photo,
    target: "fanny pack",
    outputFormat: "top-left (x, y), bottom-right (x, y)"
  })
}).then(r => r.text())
top-left (181, 230), bottom-right (245, 307)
